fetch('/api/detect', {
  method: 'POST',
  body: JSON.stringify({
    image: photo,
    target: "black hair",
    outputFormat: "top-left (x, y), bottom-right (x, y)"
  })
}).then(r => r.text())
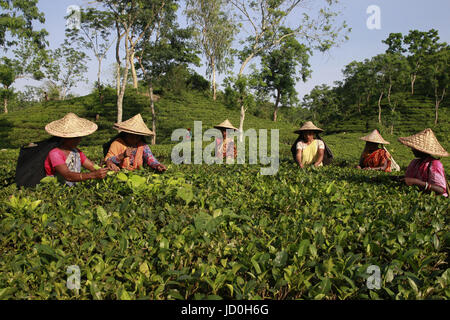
top-left (412, 148), bottom-right (431, 159)
top-left (298, 131), bottom-right (319, 143)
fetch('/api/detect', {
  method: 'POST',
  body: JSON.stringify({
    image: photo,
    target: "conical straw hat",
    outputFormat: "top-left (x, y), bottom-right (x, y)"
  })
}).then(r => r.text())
top-left (45, 113), bottom-right (98, 138)
top-left (214, 119), bottom-right (238, 130)
top-left (360, 129), bottom-right (390, 144)
top-left (294, 121), bottom-right (324, 134)
top-left (114, 114), bottom-right (154, 136)
top-left (398, 128), bottom-right (449, 157)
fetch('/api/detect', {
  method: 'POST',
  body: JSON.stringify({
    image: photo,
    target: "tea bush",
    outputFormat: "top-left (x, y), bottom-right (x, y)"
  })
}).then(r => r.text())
top-left (0, 142), bottom-right (448, 300)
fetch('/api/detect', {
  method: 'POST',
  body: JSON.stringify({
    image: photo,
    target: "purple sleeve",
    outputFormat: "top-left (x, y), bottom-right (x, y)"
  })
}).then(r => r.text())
top-left (143, 144), bottom-right (160, 168)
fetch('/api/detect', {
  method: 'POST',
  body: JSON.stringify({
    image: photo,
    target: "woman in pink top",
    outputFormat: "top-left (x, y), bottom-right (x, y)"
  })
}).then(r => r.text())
top-left (44, 113), bottom-right (108, 186)
top-left (398, 128), bottom-right (449, 197)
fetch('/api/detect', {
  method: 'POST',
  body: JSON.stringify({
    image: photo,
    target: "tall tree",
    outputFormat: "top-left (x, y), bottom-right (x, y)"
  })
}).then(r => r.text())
top-left (45, 41), bottom-right (89, 100)
top-left (0, 0), bottom-right (47, 49)
top-left (66, 8), bottom-right (115, 103)
top-left (371, 54), bottom-right (389, 124)
top-left (98, 0), bottom-right (167, 122)
top-left (185, 0), bottom-right (237, 100)
top-left (425, 45), bottom-right (449, 125)
top-left (230, 0), bottom-right (349, 140)
top-left (137, 17), bottom-right (200, 144)
top-left (342, 61), bottom-right (366, 114)
top-left (0, 59), bottom-right (15, 113)
top-left (403, 29), bottom-right (442, 95)
top-left (252, 29), bottom-right (311, 121)
top-left (0, 39), bottom-right (46, 113)
top-left (302, 84), bottom-right (339, 124)
top-left (382, 32), bottom-right (405, 55)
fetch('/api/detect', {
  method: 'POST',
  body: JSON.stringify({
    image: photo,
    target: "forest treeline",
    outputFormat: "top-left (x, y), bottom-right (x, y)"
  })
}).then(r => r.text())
top-left (0, 1), bottom-right (448, 141)
top-left (302, 29), bottom-right (449, 132)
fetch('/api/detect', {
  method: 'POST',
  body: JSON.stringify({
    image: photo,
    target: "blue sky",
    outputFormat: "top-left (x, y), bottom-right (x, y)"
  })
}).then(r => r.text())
top-left (12, 0), bottom-right (450, 101)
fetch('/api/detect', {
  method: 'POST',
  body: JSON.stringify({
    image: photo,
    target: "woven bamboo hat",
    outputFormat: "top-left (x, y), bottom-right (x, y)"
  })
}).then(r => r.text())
top-left (360, 129), bottom-right (390, 145)
top-left (294, 121), bottom-right (324, 134)
top-left (45, 113), bottom-right (98, 138)
top-left (114, 114), bottom-right (154, 136)
top-left (398, 128), bottom-right (449, 157)
top-left (214, 119), bottom-right (238, 130)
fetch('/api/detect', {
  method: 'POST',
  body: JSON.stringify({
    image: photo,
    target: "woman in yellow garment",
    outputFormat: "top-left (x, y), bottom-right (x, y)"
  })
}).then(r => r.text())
top-left (294, 121), bottom-right (325, 168)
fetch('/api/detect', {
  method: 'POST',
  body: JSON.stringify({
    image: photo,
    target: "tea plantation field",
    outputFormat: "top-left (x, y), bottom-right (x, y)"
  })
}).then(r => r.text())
top-left (0, 137), bottom-right (449, 300)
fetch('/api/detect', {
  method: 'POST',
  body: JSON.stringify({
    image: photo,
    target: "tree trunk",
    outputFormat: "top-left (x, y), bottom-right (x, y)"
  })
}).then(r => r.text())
top-left (388, 81), bottom-right (392, 105)
top-left (117, 36), bottom-right (131, 123)
top-left (435, 87), bottom-right (446, 125)
top-left (357, 96), bottom-right (361, 114)
top-left (130, 51), bottom-right (138, 89)
top-left (237, 55), bottom-right (255, 142)
top-left (378, 91), bottom-right (383, 124)
top-left (97, 58), bottom-right (103, 104)
top-left (435, 101), bottom-right (439, 125)
top-left (115, 23), bottom-right (122, 97)
top-left (3, 97), bottom-right (7, 114)
top-left (149, 84), bottom-right (156, 145)
top-left (238, 101), bottom-right (245, 142)
top-left (411, 74), bottom-right (416, 95)
top-left (212, 59), bottom-right (216, 101)
top-left (61, 86), bottom-right (67, 101)
top-left (273, 89), bottom-right (281, 122)
top-left (97, 58), bottom-right (102, 90)
top-left (116, 64), bottom-right (121, 96)
top-left (136, 54), bottom-right (157, 145)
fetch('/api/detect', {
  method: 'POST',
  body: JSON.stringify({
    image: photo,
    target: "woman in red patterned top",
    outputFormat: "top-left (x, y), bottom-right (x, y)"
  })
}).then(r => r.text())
top-left (44, 113), bottom-right (108, 186)
top-left (398, 128), bottom-right (448, 197)
top-left (214, 119), bottom-right (238, 160)
top-left (357, 129), bottom-right (392, 172)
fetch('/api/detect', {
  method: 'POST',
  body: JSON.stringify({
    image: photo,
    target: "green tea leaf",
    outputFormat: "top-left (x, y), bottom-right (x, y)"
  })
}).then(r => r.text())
top-left (177, 185), bottom-right (193, 205)
top-left (116, 172), bottom-right (128, 182)
top-left (139, 261), bottom-right (150, 278)
top-left (297, 239), bottom-right (310, 257)
top-left (273, 251), bottom-right (288, 268)
top-left (96, 206), bottom-right (110, 226)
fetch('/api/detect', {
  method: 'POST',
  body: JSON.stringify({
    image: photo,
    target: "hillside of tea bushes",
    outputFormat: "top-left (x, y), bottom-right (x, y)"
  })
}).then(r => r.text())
top-left (0, 89), bottom-right (449, 300)
top-left (0, 141), bottom-right (449, 300)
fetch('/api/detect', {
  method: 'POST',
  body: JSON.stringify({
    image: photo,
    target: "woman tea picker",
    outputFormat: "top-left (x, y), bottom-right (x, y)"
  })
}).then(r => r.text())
top-left (398, 128), bottom-right (449, 197)
top-left (44, 113), bottom-right (108, 185)
top-left (214, 119), bottom-right (237, 159)
top-left (357, 129), bottom-right (393, 172)
top-left (294, 121), bottom-right (325, 168)
top-left (105, 114), bottom-right (167, 172)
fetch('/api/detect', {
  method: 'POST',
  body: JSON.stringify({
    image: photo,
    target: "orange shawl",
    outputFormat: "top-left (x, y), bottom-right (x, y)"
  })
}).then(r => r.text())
top-left (361, 149), bottom-right (392, 172)
top-left (105, 138), bottom-right (145, 171)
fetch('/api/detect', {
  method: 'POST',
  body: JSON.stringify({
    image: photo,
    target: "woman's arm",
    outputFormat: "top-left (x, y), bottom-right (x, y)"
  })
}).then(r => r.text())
top-left (82, 159), bottom-right (98, 172)
top-left (54, 164), bottom-right (108, 182)
top-left (296, 149), bottom-right (303, 168)
top-left (143, 145), bottom-right (166, 172)
top-left (404, 177), bottom-right (445, 195)
top-left (314, 148), bottom-right (325, 167)
top-left (364, 159), bottom-right (388, 171)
